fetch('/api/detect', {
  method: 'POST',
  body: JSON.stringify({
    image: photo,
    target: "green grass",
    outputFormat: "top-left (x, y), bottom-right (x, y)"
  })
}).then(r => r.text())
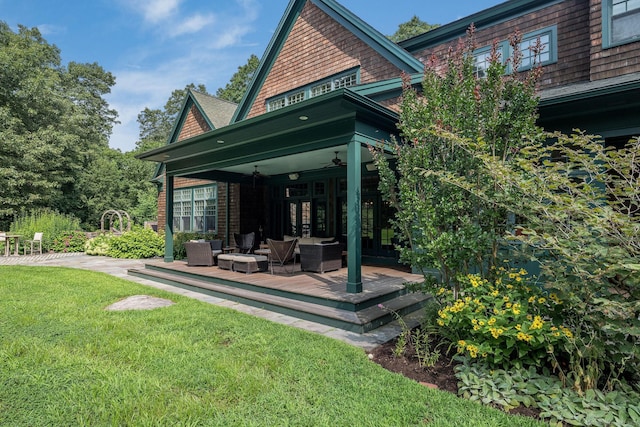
top-left (0, 266), bottom-right (544, 426)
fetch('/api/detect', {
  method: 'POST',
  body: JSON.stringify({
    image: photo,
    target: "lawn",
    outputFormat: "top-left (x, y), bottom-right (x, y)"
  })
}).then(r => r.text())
top-left (0, 266), bottom-right (544, 426)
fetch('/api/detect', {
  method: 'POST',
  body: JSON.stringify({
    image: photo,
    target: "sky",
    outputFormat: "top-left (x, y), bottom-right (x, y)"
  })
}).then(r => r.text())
top-left (2, 0), bottom-right (505, 152)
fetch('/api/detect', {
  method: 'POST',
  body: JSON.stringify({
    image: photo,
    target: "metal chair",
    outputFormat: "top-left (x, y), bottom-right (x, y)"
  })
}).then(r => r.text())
top-left (23, 232), bottom-right (43, 255)
top-left (266, 238), bottom-right (298, 274)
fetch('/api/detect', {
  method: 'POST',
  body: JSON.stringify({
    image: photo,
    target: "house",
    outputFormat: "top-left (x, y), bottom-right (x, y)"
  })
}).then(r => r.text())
top-left (138, 0), bottom-right (640, 296)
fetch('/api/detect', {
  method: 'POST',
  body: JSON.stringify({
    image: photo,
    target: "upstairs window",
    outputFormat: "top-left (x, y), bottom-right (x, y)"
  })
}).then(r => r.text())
top-left (266, 69), bottom-right (359, 112)
top-left (472, 42), bottom-right (507, 78)
top-left (604, 0), bottom-right (640, 47)
top-left (513, 26), bottom-right (557, 71)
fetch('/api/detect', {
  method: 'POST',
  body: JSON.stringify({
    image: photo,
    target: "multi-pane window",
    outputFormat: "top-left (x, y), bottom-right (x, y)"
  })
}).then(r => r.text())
top-left (605, 0), bottom-right (640, 47)
top-left (266, 69), bottom-right (359, 112)
top-left (519, 32), bottom-right (551, 68)
top-left (473, 49), bottom-right (492, 79)
top-left (172, 185), bottom-right (217, 232)
top-left (287, 91), bottom-right (305, 105)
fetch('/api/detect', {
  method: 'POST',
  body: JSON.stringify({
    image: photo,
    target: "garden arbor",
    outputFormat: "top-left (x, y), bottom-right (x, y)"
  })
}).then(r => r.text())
top-left (100, 210), bottom-right (131, 235)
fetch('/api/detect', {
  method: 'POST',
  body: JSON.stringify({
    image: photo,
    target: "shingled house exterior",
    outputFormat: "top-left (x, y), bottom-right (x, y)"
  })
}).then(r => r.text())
top-left (139, 0), bottom-right (640, 294)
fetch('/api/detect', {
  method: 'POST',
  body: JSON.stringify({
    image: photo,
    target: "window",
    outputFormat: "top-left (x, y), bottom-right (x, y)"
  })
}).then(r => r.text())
top-left (266, 69), bottom-right (359, 112)
top-left (513, 26), bottom-right (557, 70)
top-left (472, 43), bottom-right (507, 78)
top-left (172, 185), bottom-right (217, 232)
top-left (604, 0), bottom-right (640, 47)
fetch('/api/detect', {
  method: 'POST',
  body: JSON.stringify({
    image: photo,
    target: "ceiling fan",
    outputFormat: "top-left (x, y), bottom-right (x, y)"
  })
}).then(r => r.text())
top-left (249, 165), bottom-right (268, 187)
top-left (325, 151), bottom-right (347, 167)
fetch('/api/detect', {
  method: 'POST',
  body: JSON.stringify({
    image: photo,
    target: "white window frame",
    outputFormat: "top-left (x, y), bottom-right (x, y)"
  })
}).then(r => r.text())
top-left (266, 69), bottom-right (359, 112)
top-left (172, 184), bottom-right (217, 233)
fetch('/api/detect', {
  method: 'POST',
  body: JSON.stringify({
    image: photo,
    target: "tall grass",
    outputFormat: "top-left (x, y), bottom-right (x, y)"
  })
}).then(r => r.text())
top-left (0, 266), bottom-right (544, 426)
top-left (10, 209), bottom-right (83, 252)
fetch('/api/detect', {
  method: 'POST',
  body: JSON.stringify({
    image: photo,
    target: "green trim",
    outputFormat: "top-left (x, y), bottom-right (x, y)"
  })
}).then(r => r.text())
top-left (164, 176), bottom-right (174, 262)
top-left (400, 0), bottom-right (563, 53)
top-left (602, 0), bottom-right (640, 48)
top-left (509, 25), bottom-right (558, 72)
top-left (346, 139), bottom-right (362, 293)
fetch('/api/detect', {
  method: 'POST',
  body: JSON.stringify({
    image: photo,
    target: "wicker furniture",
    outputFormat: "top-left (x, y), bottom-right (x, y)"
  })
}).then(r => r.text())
top-left (184, 241), bottom-right (215, 266)
top-left (234, 232), bottom-right (255, 253)
top-left (266, 238), bottom-right (298, 274)
top-left (217, 253), bottom-right (268, 273)
top-left (299, 242), bottom-right (342, 273)
top-left (206, 239), bottom-right (223, 265)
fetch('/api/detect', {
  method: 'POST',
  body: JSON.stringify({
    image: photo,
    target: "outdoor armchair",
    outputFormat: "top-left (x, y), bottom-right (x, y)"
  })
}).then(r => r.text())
top-left (266, 238), bottom-right (298, 274)
top-left (234, 232), bottom-right (255, 253)
top-left (184, 241), bottom-right (215, 266)
top-left (206, 239), bottom-right (223, 264)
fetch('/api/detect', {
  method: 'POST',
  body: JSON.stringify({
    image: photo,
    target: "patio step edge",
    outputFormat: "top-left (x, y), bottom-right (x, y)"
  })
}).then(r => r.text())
top-left (128, 267), bottom-right (430, 334)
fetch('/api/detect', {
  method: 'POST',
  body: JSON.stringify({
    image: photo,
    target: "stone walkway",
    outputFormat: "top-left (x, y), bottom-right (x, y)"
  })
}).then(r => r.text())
top-left (0, 253), bottom-right (415, 351)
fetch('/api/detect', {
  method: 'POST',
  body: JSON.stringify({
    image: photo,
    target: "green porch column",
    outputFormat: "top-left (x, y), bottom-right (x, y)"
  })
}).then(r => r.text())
top-left (346, 140), bottom-right (362, 293)
top-left (164, 174), bottom-right (174, 262)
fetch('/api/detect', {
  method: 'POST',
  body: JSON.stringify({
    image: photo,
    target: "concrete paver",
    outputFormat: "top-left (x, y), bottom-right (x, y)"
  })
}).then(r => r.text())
top-left (0, 253), bottom-right (407, 351)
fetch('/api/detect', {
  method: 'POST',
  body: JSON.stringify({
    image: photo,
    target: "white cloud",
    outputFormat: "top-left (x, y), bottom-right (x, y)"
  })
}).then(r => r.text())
top-left (134, 0), bottom-right (182, 24)
top-left (170, 13), bottom-right (217, 37)
top-left (36, 24), bottom-right (66, 36)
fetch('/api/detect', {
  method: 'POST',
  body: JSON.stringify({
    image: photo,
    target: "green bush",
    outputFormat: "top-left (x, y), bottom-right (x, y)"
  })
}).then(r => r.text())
top-left (172, 232), bottom-right (218, 260)
top-left (435, 267), bottom-right (570, 369)
top-left (10, 209), bottom-right (83, 252)
top-left (107, 227), bottom-right (164, 259)
top-left (85, 234), bottom-right (115, 256)
top-left (51, 231), bottom-right (88, 253)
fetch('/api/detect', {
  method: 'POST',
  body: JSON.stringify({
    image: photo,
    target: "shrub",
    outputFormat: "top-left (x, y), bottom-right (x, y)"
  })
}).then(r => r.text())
top-left (85, 234), bottom-right (115, 256)
top-left (51, 231), bottom-right (88, 253)
top-left (435, 267), bottom-right (570, 369)
top-left (10, 209), bottom-right (83, 252)
top-left (173, 232), bottom-right (218, 260)
top-left (107, 227), bottom-right (164, 259)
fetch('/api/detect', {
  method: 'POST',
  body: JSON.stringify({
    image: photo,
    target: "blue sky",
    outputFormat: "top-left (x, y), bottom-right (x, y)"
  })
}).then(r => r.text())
top-left (2, 0), bottom-right (505, 152)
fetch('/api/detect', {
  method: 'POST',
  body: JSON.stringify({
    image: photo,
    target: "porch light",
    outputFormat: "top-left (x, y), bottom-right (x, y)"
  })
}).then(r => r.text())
top-left (288, 172), bottom-right (300, 180)
top-left (217, 140), bottom-right (225, 144)
top-left (365, 163), bottom-right (377, 171)
top-left (298, 115), bottom-right (308, 121)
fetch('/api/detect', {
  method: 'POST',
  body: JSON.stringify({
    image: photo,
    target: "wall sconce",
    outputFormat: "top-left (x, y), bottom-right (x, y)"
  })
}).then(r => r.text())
top-left (288, 172), bottom-right (300, 180)
top-left (365, 163), bottom-right (377, 171)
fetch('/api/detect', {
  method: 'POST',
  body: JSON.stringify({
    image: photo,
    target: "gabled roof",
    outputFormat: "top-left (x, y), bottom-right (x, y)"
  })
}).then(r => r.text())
top-left (190, 90), bottom-right (237, 130)
top-left (152, 90), bottom-right (237, 182)
top-left (231, 0), bottom-right (424, 122)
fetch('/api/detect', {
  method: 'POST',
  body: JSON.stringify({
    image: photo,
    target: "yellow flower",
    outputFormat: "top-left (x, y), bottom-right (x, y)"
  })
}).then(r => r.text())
top-left (437, 319), bottom-right (444, 326)
top-left (488, 317), bottom-right (496, 326)
top-left (538, 297), bottom-right (546, 304)
top-left (515, 324), bottom-right (522, 331)
top-left (491, 290), bottom-right (499, 297)
top-left (530, 315), bottom-right (544, 330)
top-left (490, 328), bottom-right (504, 339)
top-left (528, 296), bottom-right (536, 303)
top-left (503, 296), bottom-right (510, 302)
top-left (437, 287), bottom-right (446, 295)
top-left (506, 302), bottom-right (512, 308)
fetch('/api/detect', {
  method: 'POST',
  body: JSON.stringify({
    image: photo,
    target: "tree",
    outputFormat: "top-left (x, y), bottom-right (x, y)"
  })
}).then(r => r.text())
top-left (215, 54), bottom-right (259, 103)
top-left (372, 28), bottom-right (541, 290)
top-left (388, 16), bottom-right (439, 42)
top-left (0, 22), bottom-right (118, 225)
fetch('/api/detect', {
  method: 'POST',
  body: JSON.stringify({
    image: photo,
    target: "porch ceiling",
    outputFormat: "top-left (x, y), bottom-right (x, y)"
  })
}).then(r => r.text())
top-left (137, 89), bottom-right (399, 179)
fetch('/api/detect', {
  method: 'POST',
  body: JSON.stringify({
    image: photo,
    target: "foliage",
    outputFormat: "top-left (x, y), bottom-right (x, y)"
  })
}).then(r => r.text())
top-left (215, 54), bottom-right (259, 103)
top-left (436, 267), bottom-right (570, 368)
top-left (84, 233), bottom-right (114, 256)
top-left (9, 209), bottom-right (83, 252)
top-left (0, 23), bottom-right (117, 224)
top-left (388, 15), bottom-right (439, 42)
top-left (437, 131), bottom-right (640, 390)
top-left (172, 232), bottom-right (218, 260)
top-left (371, 27), bottom-right (541, 292)
top-left (50, 230), bottom-right (88, 253)
top-left (455, 358), bottom-right (640, 426)
top-left (0, 267), bottom-right (544, 426)
top-left (106, 227), bottom-right (164, 259)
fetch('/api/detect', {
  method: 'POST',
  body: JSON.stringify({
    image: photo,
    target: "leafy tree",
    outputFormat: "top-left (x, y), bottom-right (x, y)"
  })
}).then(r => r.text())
top-left (215, 54), bottom-right (259, 103)
top-left (0, 22), bottom-right (117, 226)
top-left (372, 28), bottom-right (541, 290)
top-left (388, 16), bottom-right (439, 42)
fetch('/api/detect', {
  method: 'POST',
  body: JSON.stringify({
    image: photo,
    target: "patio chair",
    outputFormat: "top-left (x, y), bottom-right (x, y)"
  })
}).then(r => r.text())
top-left (266, 238), bottom-right (298, 274)
top-left (206, 239), bottom-right (223, 265)
top-left (184, 241), bottom-right (215, 266)
top-left (0, 232), bottom-right (6, 256)
top-left (23, 232), bottom-right (43, 256)
top-left (234, 232), bottom-right (255, 254)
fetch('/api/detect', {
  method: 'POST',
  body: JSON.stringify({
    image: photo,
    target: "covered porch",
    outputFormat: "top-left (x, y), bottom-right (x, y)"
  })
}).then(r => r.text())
top-left (137, 88), bottom-right (400, 294)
